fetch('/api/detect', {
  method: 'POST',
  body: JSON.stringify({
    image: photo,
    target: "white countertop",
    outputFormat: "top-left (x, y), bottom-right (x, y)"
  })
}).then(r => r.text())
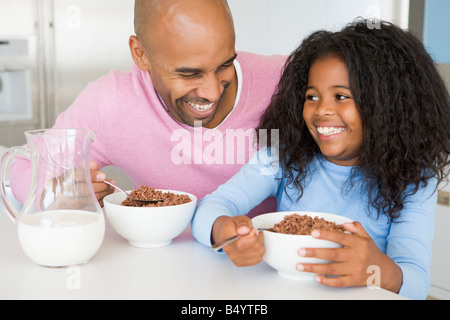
top-left (0, 212), bottom-right (405, 300)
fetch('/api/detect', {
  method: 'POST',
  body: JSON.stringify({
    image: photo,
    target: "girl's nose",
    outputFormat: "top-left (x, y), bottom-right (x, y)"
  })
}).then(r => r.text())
top-left (314, 99), bottom-right (335, 116)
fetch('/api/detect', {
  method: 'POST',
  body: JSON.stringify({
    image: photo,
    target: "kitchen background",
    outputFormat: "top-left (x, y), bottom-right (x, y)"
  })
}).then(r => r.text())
top-left (0, 0), bottom-right (449, 299)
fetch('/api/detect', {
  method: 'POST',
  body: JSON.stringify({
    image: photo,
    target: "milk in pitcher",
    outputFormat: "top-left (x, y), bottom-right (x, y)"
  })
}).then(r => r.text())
top-left (18, 210), bottom-right (105, 267)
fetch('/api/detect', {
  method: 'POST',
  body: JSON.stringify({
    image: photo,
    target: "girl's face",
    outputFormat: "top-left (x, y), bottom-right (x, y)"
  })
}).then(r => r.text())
top-left (303, 55), bottom-right (363, 166)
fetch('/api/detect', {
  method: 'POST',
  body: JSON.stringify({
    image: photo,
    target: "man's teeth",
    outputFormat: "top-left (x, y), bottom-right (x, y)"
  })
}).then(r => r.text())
top-left (317, 127), bottom-right (345, 136)
top-left (188, 101), bottom-right (214, 112)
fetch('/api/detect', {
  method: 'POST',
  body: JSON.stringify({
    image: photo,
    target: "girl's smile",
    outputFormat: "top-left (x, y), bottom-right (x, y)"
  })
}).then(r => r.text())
top-left (303, 54), bottom-right (363, 166)
top-left (316, 125), bottom-right (346, 140)
top-left (316, 126), bottom-right (345, 136)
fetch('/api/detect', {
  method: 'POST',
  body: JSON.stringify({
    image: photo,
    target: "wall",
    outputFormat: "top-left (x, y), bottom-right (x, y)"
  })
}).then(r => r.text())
top-left (423, 0), bottom-right (450, 63)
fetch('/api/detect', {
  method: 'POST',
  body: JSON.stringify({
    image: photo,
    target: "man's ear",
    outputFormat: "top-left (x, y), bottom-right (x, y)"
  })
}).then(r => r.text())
top-left (129, 35), bottom-right (151, 71)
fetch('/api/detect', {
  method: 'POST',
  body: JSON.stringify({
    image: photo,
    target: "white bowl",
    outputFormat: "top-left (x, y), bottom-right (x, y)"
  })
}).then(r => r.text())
top-left (103, 190), bottom-right (197, 248)
top-left (252, 211), bottom-right (353, 280)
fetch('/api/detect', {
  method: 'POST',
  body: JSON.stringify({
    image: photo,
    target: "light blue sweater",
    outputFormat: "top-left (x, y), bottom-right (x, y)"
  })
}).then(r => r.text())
top-left (191, 149), bottom-right (437, 300)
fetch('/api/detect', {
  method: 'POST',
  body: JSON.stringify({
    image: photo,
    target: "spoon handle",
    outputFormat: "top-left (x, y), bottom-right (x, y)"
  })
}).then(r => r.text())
top-left (210, 228), bottom-right (268, 251)
top-left (103, 180), bottom-right (131, 196)
top-left (211, 235), bottom-right (241, 251)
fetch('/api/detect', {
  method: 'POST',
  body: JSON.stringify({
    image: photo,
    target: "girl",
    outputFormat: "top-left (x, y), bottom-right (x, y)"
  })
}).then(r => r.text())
top-left (191, 20), bottom-right (450, 300)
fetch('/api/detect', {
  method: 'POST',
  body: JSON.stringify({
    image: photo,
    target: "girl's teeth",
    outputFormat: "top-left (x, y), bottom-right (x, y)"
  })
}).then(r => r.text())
top-left (317, 127), bottom-right (345, 136)
top-left (188, 101), bottom-right (214, 112)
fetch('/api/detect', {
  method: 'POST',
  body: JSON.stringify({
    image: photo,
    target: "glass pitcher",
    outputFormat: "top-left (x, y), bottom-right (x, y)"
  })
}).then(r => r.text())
top-left (0, 128), bottom-right (105, 267)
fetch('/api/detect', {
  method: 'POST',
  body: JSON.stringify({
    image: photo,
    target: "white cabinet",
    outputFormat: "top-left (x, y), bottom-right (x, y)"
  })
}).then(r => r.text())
top-left (430, 203), bottom-right (450, 299)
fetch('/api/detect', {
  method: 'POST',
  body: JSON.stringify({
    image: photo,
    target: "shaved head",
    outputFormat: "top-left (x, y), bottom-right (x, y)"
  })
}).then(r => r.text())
top-left (134, 0), bottom-right (233, 44)
top-left (134, 0), bottom-right (160, 39)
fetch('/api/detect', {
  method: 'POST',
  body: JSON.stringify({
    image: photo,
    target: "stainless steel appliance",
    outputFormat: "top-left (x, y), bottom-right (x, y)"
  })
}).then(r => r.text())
top-left (0, 0), bottom-right (134, 148)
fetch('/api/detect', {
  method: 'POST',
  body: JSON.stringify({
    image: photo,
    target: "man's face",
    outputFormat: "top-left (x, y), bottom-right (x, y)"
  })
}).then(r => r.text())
top-left (140, 3), bottom-right (237, 128)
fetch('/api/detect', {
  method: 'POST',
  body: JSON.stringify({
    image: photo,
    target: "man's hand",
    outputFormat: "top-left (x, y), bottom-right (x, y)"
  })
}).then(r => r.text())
top-left (212, 215), bottom-right (265, 267)
top-left (89, 161), bottom-right (115, 207)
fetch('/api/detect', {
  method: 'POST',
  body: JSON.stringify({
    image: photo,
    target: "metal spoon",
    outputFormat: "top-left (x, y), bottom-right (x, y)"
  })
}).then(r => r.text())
top-left (103, 180), bottom-right (164, 203)
top-left (211, 228), bottom-right (270, 251)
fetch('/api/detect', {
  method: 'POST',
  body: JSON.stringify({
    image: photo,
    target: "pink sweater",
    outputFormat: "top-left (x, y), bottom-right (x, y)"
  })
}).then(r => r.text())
top-left (10, 52), bottom-right (286, 215)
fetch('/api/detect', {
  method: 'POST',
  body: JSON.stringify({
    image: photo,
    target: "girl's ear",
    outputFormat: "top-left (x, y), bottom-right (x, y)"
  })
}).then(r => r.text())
top-left (129, 35), bottom-right (151, 72)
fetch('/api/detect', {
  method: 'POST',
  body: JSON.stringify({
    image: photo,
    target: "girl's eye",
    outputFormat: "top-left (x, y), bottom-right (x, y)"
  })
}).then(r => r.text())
top-left (306, 95), bottom-right (319, 101)
top-left (336, 94), bottom-right (351, 100)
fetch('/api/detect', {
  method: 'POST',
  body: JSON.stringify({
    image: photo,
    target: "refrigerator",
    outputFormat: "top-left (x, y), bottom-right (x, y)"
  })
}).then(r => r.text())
top-left (0, 0), bottom-right (134, 148)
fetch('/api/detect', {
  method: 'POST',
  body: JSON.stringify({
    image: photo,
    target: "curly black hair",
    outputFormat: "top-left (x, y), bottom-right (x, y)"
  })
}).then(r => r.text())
top-left (257, 19), bottom-right (450, 220)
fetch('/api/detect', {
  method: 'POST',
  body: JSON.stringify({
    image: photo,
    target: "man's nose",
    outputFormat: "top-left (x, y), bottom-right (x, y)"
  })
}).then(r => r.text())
top-left (195, 72), bottom-right (222, 103)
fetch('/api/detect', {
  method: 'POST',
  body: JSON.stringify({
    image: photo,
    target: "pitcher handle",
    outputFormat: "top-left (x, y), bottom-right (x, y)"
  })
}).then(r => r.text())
top-left (0, 146), bottom-right (31, 223)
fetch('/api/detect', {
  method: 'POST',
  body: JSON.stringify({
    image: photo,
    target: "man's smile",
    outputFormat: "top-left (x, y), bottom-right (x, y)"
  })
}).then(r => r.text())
top-left (187, 101), bottom-right (215, 112)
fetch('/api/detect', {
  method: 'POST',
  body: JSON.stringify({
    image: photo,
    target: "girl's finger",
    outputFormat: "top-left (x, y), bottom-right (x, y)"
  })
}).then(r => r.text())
top-left (314, 274), bottom-right (354, 288)
top-left (310, 229), bottom-right (354, 247)
top-left (298, 247), bottom-right (348, 262)
top-left (342, 221), bottom-right (370, 238)
top-left (297, 261), bottom-right (350, 276)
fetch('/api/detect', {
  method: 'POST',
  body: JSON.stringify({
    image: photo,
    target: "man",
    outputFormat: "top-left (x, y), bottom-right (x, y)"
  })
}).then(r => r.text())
top-left (10, 0), bottom-right (285, 263)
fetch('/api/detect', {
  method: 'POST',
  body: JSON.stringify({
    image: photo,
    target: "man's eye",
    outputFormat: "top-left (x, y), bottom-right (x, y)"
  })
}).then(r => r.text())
top-left (219, 63), bottom-right (233, 70)
top-left (180, 73), bottom-right (200, 79)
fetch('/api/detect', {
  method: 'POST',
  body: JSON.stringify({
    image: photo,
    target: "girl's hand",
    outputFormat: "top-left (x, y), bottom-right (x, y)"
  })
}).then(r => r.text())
top-left (296, 221), bottom-right (403, 293)
top-left (212, 215), bottom-right (265, 267)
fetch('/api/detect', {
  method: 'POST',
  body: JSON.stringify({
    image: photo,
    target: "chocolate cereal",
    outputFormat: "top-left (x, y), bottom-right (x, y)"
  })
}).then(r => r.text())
top-left (121, 185), bottom-right (191, 207)
top-left (271, 213), bottom-right (345, 235)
